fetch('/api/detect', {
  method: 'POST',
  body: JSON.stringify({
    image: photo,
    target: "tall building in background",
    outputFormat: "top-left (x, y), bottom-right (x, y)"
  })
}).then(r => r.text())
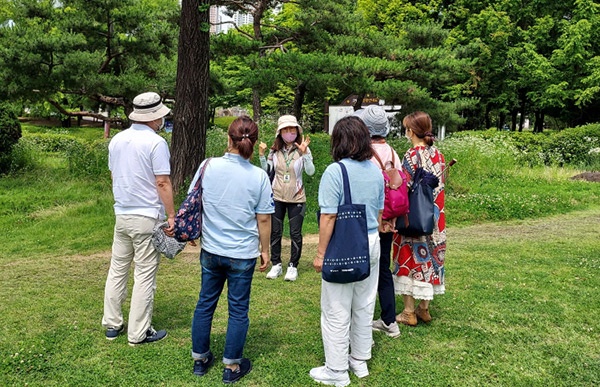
top-left (209, 6), bottom-right (254, 35)
top-left (232, 11), bottom-right (254, 30)
top-left (209, 6), bottom-right (219, 35)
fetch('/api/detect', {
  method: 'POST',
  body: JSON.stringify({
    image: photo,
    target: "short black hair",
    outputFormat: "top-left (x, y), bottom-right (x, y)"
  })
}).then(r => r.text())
top-left (330, 116), bottom-right (373, 162)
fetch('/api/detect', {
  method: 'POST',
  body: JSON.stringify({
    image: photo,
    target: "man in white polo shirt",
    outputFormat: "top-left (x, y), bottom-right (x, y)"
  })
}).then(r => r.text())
top-left (102, 92), bottom-right (175, 346)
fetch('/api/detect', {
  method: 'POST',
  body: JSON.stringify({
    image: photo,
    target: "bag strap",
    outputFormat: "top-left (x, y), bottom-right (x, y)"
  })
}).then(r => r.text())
top-left (414, 147), bottom-right (423, 169)
top-left (374, 145), bottom-right (397, 170)
top-left (372, 151), bottom-right (385, 170)
top-left (336, 161), bottom-right (352, 205)
top-left (192, 157), bottom-right (212, 191)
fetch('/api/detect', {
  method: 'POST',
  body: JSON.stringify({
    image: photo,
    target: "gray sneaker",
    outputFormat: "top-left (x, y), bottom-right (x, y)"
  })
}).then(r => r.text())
top-left (372, 319), bottom-right (401, 338)
top-left (105, 325), bottom-right (124, 340)
top-left (128, 327), bottom-right (167, 346)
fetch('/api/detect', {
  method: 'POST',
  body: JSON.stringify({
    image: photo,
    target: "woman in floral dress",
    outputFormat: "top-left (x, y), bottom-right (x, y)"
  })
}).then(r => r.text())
top-left (392, 111), bottom-right (446, 326)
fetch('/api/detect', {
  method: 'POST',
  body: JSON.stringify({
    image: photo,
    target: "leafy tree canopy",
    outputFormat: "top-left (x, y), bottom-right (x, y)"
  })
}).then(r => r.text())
top-left (0, 0), bottom-right (179, 121)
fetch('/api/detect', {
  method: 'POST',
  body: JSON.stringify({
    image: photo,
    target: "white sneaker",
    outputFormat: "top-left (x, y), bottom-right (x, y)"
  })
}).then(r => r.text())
top-left (372, 318), bottom-right (401, 338)
top-left (348, 356), bottom-right (369, 378)
top-left (266, 263), bottom-right (282, 279)
top-left (284, 266), bottom-right (298, 281)
top-left (309, 365), bottom-right (350, 387)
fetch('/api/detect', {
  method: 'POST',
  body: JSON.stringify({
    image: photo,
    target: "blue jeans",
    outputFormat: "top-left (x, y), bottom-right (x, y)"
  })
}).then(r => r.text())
top-left (191, 250), bottom-right (256, 365)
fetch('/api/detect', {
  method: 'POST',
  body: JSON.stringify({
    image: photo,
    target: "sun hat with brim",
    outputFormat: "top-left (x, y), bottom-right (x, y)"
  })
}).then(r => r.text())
top-left (354, 105), bottom-right (390, 138)
top-left (128, 92), bottom-right (171, 122)
top-left (276, 115), bottom-right (302, 136)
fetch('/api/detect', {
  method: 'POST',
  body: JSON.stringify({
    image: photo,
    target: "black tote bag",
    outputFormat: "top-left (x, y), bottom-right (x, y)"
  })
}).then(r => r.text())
top-left (319, 162), bottom-right (370, 284)
top-left (395, 167), bottom-right (438, 237)
top-left (396, 150), bottom-right (440, 237)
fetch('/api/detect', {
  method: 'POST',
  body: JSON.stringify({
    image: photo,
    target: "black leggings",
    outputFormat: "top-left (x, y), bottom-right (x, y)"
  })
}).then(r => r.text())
top-left (270, 201), bottom-right (306, 267)
top-left (378, 232), bottom-right (397, 324)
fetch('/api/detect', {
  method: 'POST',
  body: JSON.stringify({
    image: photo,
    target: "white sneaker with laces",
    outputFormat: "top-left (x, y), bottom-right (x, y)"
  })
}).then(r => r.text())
top-left (348, 356), bottom-right (369, 378)
top-left (309, 365), bottom-right (350, 387)
top-left (372, 318), bottom-right (401, 338)
top-left (266, 263), bottom-right (282, 279)
top-left (284, 266), bottom-right (298, 281)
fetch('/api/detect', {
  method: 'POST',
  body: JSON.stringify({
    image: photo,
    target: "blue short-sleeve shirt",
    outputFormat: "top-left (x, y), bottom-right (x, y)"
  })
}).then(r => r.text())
top-left (318, 158), bottom-right (384, 233)
top-left (188, 153), bottom-right (274, 259)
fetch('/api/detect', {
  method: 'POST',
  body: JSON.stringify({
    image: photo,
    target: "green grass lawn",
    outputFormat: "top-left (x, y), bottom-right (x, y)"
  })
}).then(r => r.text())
top-left (1, 124), bottom-right (599, 385)
top-left (1, 209), bottom-right (599, 386)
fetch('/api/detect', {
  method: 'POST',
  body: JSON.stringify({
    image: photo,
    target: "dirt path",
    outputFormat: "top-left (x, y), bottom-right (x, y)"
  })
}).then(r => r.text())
top-left (572, 172), bottom-right (600, 182)
top-left (182, 206), bottom-right (600, 255)
top-left (67, 208), bottom-right (600, 261)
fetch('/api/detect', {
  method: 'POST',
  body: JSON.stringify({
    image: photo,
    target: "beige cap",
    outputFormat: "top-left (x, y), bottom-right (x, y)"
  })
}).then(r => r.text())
top-left (128, 92), bottom-right (171, 122)
top-left (276, 115), bottom-right (302, 136)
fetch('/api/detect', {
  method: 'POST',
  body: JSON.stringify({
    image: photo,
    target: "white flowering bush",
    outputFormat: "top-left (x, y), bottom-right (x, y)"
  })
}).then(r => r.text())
top-left (514, 124), bottom-right (600, 168)
top-left (438, 130), bottom-right (519, 182)
top-left (445, 125), bottom-right (600, 169)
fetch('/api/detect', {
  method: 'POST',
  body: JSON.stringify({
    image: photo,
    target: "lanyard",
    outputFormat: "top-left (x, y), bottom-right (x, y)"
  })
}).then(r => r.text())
top-left (283, 147), bottom-right (296, 171)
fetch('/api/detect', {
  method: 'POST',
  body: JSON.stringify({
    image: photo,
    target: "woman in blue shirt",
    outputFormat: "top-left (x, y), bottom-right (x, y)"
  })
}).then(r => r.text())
top-left (310, 116), bottom-right (384, 386)
top-left (189, 116), bottom-right (274, 384)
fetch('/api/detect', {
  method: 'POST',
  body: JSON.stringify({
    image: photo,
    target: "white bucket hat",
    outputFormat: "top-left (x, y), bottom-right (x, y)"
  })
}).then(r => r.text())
top-left (128, 92), bottom-right (171, 122)
top-left (276, 115), bottom-right (302, 136)
top-left (354, 105), bottom-right (390, 137)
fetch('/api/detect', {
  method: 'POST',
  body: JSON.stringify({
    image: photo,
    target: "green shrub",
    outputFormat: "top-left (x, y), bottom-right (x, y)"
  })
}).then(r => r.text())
top-left (64, 139), bottom-right (110, 179)
top-left (438, 134), bottom-right (518, 182)
top-left (206, 125), bottom-right (230, 157)
top-left (449, 126), bottom-right (600, 169)
top-left (22, 124), bottom-right (113, 142)
top-left (0, 104), bottom-right (22, 174)
top-left (508, 131), bottom-right (551, 166)
top-left (21, 132), bottom-right (82, 152)
top-left (214, 116), bottom-right (237, 130)
top-left (7, 139), bottom-right (39, 173)
top-left (543, 124), bottom-right (600, 167)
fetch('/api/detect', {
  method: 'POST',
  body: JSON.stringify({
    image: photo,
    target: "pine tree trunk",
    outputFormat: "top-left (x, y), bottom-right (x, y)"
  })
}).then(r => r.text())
top-left (293, 81), bottom-right (307, 122)
top-left (252, 89), bottom-right (262, 122)
top-left (170, 0), bottom-right (210, 194)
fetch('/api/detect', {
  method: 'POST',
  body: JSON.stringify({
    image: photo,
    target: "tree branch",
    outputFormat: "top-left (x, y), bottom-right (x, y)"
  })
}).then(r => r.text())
top-left (46, 98), bottom-right (123, 123)
top-left (98, 51), bottom-right (125, 74)
top-left (215, 20), bottom-right (254, 39)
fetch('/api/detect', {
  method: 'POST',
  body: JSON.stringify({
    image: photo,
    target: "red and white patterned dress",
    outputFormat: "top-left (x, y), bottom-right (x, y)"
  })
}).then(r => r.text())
top-left (392, 145), bottom-right (446, 300)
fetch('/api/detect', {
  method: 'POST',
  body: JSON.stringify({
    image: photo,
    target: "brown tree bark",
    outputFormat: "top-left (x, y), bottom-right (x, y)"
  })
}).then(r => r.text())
top-left (250, 1), bottom-right (267, 121)
top-left (293, 81), bottom-right (307, 121)
top-left (170, 0), bottom-right (211, 194)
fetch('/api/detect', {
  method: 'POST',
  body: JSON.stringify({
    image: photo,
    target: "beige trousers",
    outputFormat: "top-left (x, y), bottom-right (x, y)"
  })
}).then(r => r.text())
top-left (102, 214), bottom-right (160, 343)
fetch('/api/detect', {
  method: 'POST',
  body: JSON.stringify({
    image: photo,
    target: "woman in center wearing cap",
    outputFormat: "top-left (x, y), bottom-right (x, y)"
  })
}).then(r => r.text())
top-left (259, 115), bottom-right (315, 281)
top-left (354, 105), bottom-right (403, 339)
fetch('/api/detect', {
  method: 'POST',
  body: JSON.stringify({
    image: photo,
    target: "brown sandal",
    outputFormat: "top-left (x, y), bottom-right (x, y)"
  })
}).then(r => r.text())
top-left (415, 307), bottom-right (432, 323)
top-left (396, 311), bottom-right (417, 327)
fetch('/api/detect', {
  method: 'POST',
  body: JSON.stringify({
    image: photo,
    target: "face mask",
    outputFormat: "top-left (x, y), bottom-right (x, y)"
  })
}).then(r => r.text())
top-left (159, 117), bottom-right (165, 131)
top-left (282, 132), bottom-right (297, 144)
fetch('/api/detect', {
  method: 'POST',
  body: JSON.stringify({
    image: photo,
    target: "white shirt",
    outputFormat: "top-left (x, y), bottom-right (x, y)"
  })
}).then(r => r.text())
top-left (108, 123), bottom-right (171, 219)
